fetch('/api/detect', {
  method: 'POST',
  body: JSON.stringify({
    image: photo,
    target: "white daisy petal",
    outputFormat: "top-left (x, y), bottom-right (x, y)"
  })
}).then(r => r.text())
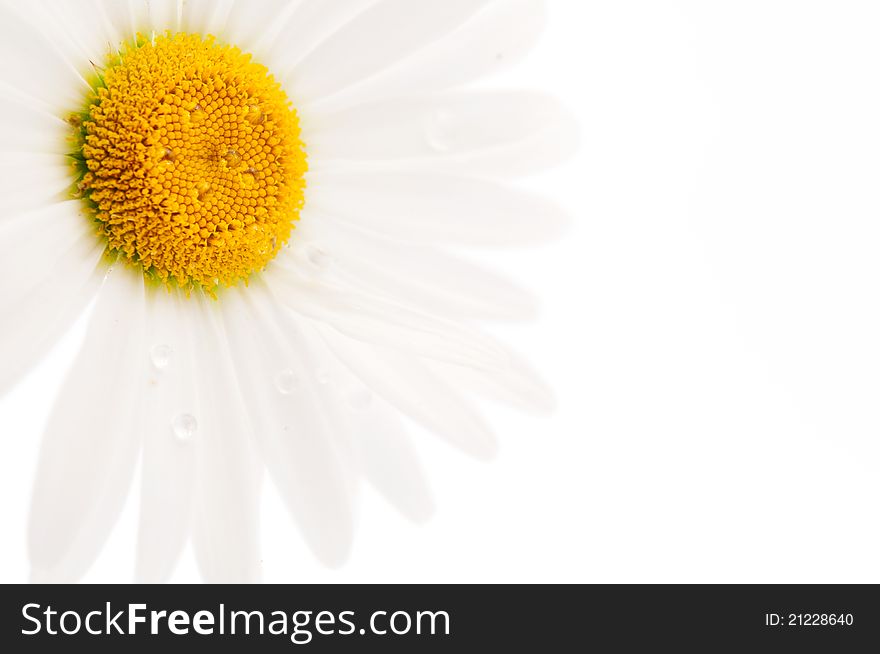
top-left (0, 201), bottom-right (95, 309)
top-left (0, 205), bottom-right (105, 398)
top-left (219, 0), bottom-right (303, 58)
top-left (356, 399), bottom-right (435, 523)
top-left (27, 266), bottom-right (146, 579)
top-left (222, 287), bottom-right (355, 567)
top-left (134, 289), bottom-right (199, 583)
top-left (282, 315), bottom-right (433, 522)
top-left (0, 154), bottom-right (71, 219)
top-left (427, 354), bottom-right (556, 415)
top-left (304, 171), bottom-right (569, 246)
top-left (312, 0), bottom-right (548, 111)
top-left (0, 79), bottom-right (55, 124)
top-left (180, 0), bottom-right (235, 35)
top-left (292, 242), bottom-right (553, 413)
top-left (320, 328), bottom-right (498, 460)
top-left (0, 94), bottom-right (68, 155)
top-left (111, 0), bottom-right (153, 40)
top-left (16, 0), bottom-right (121, 72)
top-left (96, 0), bottom-right (139, 43)
top-left (192, 297), bottom-right (263, 584)
top-left (269, 265), bottom-right (512, 371)
top-left (264, 0), bottom-right (377, 74)
top-left (286, 228), bottom-right (553, 414)
top-left (0, 261), bottom-right (103, 397)
top-left (271, 305), bottom-right (360, 483)
top-left (0, 2), bottom-right (87, 108)
top-left (144, 0), bottom-right (183, 33)
top-left (288, 0), bottom-right (491, 103)
top-left (304, 92), bottom-right (576, 177)
top-left (297, 217), bottom-right (537, 320)
top-left (61, 0), bottom-right (122, 62)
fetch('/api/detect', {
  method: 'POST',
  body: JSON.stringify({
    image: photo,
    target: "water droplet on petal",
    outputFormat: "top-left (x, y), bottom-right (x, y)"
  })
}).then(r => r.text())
top-left (274, 369), bottom-right (298, 395)
top-left (316, 368), bottom-right (331, 385)
top-left (172, 413), bottom-right (197, 441)
top-left (425, 109), bottom-right (456, 153)
top-left (150, 344), bottom-right (173, 370)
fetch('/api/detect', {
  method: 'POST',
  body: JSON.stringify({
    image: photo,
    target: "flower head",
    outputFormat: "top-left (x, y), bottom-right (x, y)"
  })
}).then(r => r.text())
top-left (0, 0), bottom-right (574, 583)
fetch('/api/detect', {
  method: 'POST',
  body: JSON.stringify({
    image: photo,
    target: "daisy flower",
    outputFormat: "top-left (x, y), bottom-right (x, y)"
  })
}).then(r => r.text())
top-left (0, 0), bottom-right (575, 582)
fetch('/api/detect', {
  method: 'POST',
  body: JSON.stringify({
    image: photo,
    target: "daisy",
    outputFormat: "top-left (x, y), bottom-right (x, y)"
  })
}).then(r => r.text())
top-left (0, 0), bottom-right (574, 583)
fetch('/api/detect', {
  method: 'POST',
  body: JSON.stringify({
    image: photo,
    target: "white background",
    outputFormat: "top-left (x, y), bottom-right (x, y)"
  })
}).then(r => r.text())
top-left (3, 0), bottom-right (880, 583)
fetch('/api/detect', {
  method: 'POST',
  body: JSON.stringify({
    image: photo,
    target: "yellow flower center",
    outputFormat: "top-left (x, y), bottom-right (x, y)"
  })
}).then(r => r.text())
top-left (72, 33), bottom-right (307, 291)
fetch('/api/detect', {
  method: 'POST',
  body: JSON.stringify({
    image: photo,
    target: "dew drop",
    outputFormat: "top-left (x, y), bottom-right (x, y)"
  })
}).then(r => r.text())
top-left (274, 369), bottom-right (299, 395)
top-left (425, 110), bottom-right (456, 153)
top-left (246, 104), bottom-right (264, 124)
top-left (172, 413), bottom-right (197, 441)
top-left (315, 368), bottom-right (331, 385)
top-left (196, 182), bottom-right (212, 202)
top-left (240, 169), bottom-right (256, 188)
top-left (150, 344), bottom-right (173, 370)
top-left (223, 148), bottom-right (242, 168)
top-left (190, 103), bottom-right (206, 125)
